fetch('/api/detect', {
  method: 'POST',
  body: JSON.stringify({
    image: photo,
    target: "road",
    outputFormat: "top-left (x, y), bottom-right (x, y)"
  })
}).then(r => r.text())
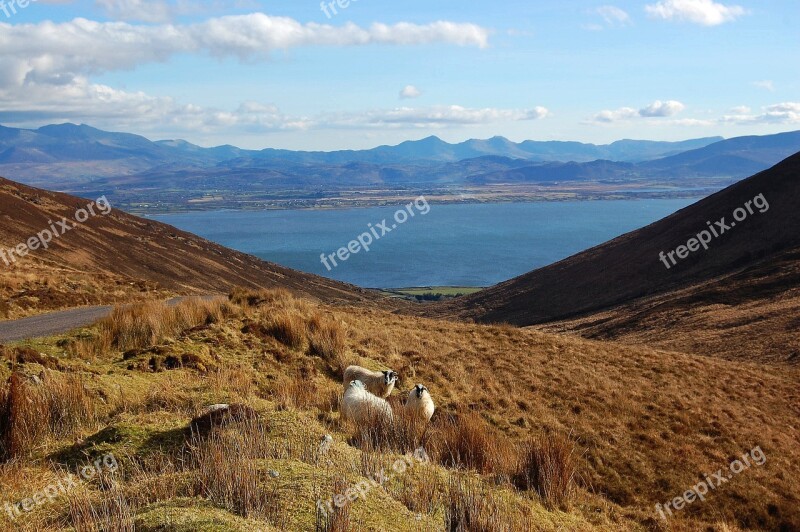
top-left (0, 296), bottom-right (221, 343)
top-left (0, 305), bottom-right (114, 343)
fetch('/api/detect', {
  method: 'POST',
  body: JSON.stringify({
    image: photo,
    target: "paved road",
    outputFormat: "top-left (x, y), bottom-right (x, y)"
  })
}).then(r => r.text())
top-left (0, 305), bottom-right (114, 343)
top-left (0, 296), bottom-right (222, 343)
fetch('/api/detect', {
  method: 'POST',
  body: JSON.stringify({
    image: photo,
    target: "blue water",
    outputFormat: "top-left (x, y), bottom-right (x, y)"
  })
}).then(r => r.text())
top-left (152, 199), bottom-right (697, 288)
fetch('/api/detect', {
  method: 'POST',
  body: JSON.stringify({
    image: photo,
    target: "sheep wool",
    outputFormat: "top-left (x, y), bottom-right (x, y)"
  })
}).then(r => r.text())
top-left (342, 365), bottom-right (398, 398)
top-left (342, 380), bottom-right (394, 425)
top-left (405, 384), bottom-right (435, 422)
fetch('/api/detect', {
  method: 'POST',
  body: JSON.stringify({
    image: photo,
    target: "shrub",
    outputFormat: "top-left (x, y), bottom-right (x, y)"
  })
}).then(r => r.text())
top-left (516, 433), bottom-right (579, 509)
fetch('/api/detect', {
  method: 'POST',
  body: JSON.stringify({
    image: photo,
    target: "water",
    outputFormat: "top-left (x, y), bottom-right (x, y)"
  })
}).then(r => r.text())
top-left (152, 199), bottom-right (697, 288)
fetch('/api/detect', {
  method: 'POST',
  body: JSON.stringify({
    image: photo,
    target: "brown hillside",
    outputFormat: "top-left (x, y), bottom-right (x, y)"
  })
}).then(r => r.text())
top-left (536, 246), bottom-right (800, 364)
top-left (1, 291), bottom-right (798, 530)
top-left (425, 152), bottom-right (800, 334)
top-left (0, 177), bottom-right (387, 318)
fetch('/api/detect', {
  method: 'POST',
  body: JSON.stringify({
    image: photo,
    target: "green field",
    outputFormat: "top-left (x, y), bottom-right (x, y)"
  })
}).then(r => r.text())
top-left (383, 286), bottom-right (484, 300)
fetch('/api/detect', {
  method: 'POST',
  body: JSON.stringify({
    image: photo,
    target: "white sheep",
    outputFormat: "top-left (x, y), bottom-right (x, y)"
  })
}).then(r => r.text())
top-left (405, 384), bottom-right (435, 422)
top-left (342, 365), bottom-right (398, 398)
top-left (341, 380), bottom-right (394, 425)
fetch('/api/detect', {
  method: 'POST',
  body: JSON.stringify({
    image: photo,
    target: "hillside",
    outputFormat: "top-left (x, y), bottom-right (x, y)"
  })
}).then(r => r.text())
top-left (425, 152), bottom-right (800, 362)
top-left (1, 291), bottom-right (797, 531)
top-left (536, 246), bottom-right (800, 364)
top-left (0, 177), bottom-right (384, 319)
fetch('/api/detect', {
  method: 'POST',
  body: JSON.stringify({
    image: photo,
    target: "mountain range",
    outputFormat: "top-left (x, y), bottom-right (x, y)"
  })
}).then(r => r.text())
top-left (2, 123), bottom-right (800, 212)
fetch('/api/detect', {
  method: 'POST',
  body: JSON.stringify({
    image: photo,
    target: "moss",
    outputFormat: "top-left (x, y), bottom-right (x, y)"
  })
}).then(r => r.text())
top-left (135, 498), bottom-right (277, 532)
top-left (52, 421), bottom-right (188, 466)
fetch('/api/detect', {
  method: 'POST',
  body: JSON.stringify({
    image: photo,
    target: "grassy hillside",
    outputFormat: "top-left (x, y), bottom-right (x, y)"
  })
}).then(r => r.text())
top-left (1, 290), bottom-right (797, 531)
top-left (0, 177), bottom-right (392, 319)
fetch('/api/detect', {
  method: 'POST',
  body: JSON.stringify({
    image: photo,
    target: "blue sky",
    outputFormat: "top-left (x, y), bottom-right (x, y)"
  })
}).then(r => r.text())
top-left (0, 0), bottom-right (797, 149)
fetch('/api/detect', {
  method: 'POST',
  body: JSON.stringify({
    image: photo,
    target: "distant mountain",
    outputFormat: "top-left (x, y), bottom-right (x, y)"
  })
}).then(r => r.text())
top-left (237, 135), bottom-right (723, 164)
top-left (425, 151), bottom-right (800, 345)
top-left (641, 130), bottom-right (800, 176)
top-left (1, 123), bottom-right (800, 205)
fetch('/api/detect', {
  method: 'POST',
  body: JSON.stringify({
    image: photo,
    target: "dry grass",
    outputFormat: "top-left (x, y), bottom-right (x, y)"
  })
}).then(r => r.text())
top-left (444, 475), bottom-right (534, 532)
top-left (263, 310), bottom-right (307, 349)
top-left (1, 372), bottom-right (95, 459)
top-left (2, 290), bottom-right (797, 531)
top-left (272, 372), bottom-right (319, 411)
top-left (315, 478), bottom-right (352, 532)
top-left (79, 298), bottom-right (232, 354)
top-left (429, 411), bottom-right (518, 477)
top-left (230, 287), bottom-right (296, 308)
top-left (348, 403), bottom-right (429, 455)
top-left (66, 487), bottom-right (134, 532)
top-left (516, 433), bottom-right (579, 509)
top-left (186, 418), bottom-right (288, 526)
top-left (307, 314), bottom-right (348, 371)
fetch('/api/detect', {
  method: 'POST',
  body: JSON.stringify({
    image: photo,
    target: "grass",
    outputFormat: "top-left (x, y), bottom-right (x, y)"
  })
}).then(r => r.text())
top-left (0, 288), bottom-right (796, 531)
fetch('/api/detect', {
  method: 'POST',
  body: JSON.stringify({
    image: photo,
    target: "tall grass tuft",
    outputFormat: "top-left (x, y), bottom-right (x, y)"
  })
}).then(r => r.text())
top-left (67, 487), bottom-right (134, 532)
top-left (429, 412), bottom-right (517, 476)
top-left (516, 433), bottom-right (579, 509)
top-left (230, 287), bottom-right (295, 308)
top-left (444, 475), bottom-right (534, 532)
top-left (90, 297), bottom-right (231, 353)
top-left (315, 478), bottom-right (352, 532)
top-left (349, 403), bottom-right (429, 455)
top-left (2, 372), bottom-right (95, 459)
top-left (188, 417), bottom-right (286, 525)
top-left (264, 310), bottom-right (307, 349)
top-left (307, 314), bottom-right (347, 371)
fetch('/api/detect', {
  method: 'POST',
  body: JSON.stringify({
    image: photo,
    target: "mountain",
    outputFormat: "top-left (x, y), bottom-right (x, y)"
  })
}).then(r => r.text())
top-left (2, 123), bottom-right (799, 213)
top-left (424, 151), bottom-right (800, 362)
top-left (211, 135), bottom-right (724, 165)
top-left (641, 130), bottom-right (800, 177)
top-left (536, 245), bottom-right (800, 363)
top-left (0, 175), bottom-right (384, 311)
top-left (0, 123), bottom-right (723, 171)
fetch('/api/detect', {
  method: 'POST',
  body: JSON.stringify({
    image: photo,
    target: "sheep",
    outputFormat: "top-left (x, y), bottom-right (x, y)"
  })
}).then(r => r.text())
top-left (341, 380), bottom-right (394, 426)
top-left (342, 365), bottom-right (398, 398)
top-left (405, 384), bottom-right (435, 422)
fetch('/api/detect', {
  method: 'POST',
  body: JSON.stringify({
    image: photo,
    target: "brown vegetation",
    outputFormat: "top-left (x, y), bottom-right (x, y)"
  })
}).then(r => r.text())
top-left (0, 288), bottom-right (796, 531)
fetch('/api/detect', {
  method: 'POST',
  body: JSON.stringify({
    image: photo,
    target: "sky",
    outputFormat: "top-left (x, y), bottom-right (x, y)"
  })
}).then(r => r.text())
top-left (0, 0), bottom-right (797, 150)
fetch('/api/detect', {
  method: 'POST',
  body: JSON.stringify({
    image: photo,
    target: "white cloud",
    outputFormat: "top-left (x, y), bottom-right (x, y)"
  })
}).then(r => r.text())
top-left (328, 105), bottom-right (550, 128)
top-left (593, 107), bottom-right (639, 123)
top-left (639, 100), bottom-right (686, 117)
top-left (400, 85), bottom-right (422, 99)
top-left (752, 80), bottom-right (775, 92)
top-left (595, 6), bottom-right (632, 26)
top-left (645, 0), bottom-right (747, 26)
top-left (593, 100), bottom-right (685, 122)
top-left (0, 15), bottom-right (490, 89)
top-left (722, 102), bottom-right (800, 125)
top-left (0, 14), bottom-right (490, 133)
top-left (590, 101), bottom-right (800, 128)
